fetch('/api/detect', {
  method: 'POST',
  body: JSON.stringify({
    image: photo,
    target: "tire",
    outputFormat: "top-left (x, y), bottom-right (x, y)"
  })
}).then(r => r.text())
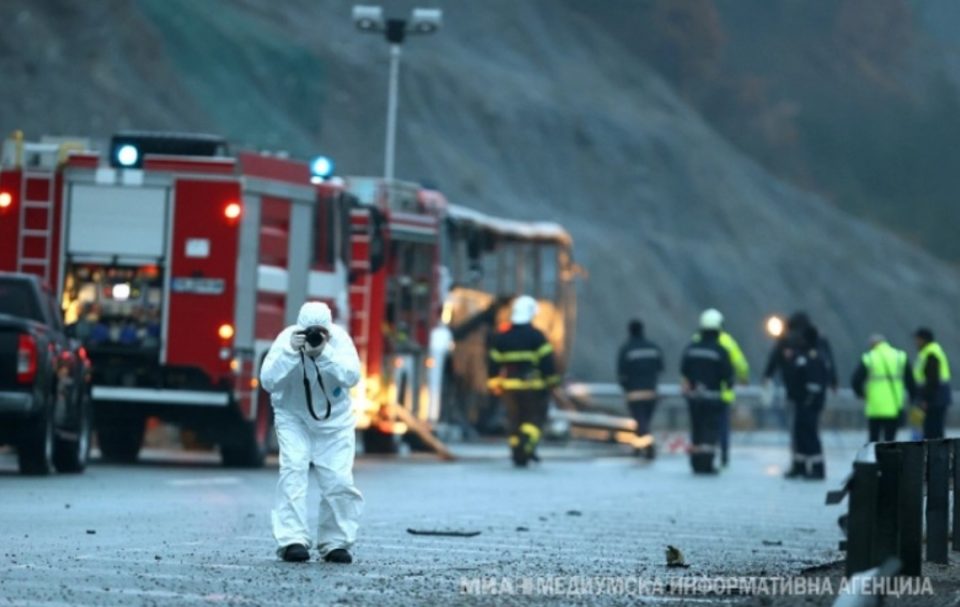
top-left (362, 427), bottom-right (398, 454)
top-left (54, 390), bottom-right (92, 474)
top-left (18, 404), bottom-right (54, 476)
top-left (96, 410), bottom-right (145, 463)
top-left (220, 400), bottom-right (272, 468)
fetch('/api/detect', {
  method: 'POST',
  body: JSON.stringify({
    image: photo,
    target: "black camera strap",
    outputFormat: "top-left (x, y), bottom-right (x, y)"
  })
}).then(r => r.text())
top-left (300, 351), bottom-right (332, 420)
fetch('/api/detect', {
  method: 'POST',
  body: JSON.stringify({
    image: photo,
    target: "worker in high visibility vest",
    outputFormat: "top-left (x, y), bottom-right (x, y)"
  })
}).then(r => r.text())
top-left (695, 310), bottom-right (750, 467)
top-left (913, 328), bottom-right (952, 439)
top-left (851, 334), bottom-right (916, 443)
top-left (488, 295), bottom-right (560, 467)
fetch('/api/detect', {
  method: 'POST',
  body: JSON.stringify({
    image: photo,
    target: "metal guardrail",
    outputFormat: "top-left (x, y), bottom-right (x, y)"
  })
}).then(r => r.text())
top-left (825, 438), bottom-right (960, 576)
top-left (563, 383), bottom-right (960, 431)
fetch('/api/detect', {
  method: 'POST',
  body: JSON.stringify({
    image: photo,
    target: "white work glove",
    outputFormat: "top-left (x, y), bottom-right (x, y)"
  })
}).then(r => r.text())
top-left (290, 331), bottom-right (306, 351)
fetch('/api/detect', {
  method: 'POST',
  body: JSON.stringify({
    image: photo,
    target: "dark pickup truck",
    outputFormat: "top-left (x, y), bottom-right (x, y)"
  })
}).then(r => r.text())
top-left (0, 272), bottom-right (92, 474)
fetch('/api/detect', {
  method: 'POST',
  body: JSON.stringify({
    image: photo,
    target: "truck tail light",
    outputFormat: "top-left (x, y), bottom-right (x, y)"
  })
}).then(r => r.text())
top-left (0, 191), bottom-right (12, 209)
top-left (224, 202), bottom-right (242, 221)
top-left (218, 323), bottom-right (235, 340)
top-left (16, 334), bottom-right (38, 384)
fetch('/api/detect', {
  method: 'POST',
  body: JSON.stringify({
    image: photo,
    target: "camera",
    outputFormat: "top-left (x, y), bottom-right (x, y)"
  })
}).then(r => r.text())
top-left (298, 326), bottom-right (329, 348)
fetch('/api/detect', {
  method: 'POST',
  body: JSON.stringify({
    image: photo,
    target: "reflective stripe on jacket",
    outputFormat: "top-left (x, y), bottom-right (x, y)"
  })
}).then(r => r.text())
top-left (488, 323), bottom-right (560, 392)
top-left (914, 342), bottom-right (951, 385)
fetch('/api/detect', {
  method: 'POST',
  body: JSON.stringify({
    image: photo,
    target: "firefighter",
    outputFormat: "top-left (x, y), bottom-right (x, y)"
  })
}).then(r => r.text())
top-left (260, 302), bottom-right (363, 563)
top-left (764, 312), bottom-right (838, 391)
top-left (488, 295), bottom-right (560, 467)
top-left (680, 313), bottom-right (734, 474)
top-left (783, 326), bottom-right (828, 479)
top-left (617, 319), bottom-right (664, 459)
top-left (913, 328), bottom-right (952, 439)
top-left (695, 309), bottom-right (749, 467)
top-left (851, 334), bottom-right (916, 443)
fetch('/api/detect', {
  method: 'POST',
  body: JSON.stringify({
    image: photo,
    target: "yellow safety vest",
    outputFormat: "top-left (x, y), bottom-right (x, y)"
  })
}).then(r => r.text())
top-left (914, 342), bottom-right (951, 385)
top-left (863, 343), bottom-right (907, 419)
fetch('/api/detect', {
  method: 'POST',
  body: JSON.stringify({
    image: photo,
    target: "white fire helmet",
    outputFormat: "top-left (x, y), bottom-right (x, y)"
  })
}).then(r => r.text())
top-left (700, 308), bottom-right (724, 331)
top-left (511, 295), bottom-right (539, 325)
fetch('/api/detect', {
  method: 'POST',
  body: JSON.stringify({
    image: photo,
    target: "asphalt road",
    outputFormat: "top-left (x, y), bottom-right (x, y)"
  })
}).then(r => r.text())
top-left (0, 437), bottom-right (860, 606)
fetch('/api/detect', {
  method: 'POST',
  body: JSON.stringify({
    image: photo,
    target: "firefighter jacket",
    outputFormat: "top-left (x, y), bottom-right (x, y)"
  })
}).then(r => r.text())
top-left (693, 331), bottom-right (748, 404)
top-left (488, 323), bottom-right (559, 392)
top-left (783, 345), bottom-right (828, 407)
top-left (680, 331), bottom-right (734, 401)
top-left (765, 333), bottom-right (838, 390)
top-left (617, 336), bottom-right (663, 399)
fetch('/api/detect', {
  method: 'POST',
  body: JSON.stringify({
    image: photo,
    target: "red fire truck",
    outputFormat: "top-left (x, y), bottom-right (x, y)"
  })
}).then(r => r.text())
top-left (0, 131), bottom-right (578, 463)
top-left (0, 131), bottom-right (360, 466)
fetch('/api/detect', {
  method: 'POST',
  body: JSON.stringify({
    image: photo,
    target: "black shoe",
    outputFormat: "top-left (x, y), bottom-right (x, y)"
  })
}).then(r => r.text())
top-left (323, 548), bottom-right (353, 564)
top-left (784, 462), bottom-right (805, 479)
top-left (646, 444), bottom-right (657, 461)
top-left (281, 544), bottom-right (310, 562)
top-left (511, 436), bottom-right (529, 467)
top-left (805, 462), bottom-right (825, 480)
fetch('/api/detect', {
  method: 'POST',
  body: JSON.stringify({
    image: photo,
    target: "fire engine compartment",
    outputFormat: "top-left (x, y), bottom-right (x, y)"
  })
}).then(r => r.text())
top-left (62, 263), bottom-right (172, 389)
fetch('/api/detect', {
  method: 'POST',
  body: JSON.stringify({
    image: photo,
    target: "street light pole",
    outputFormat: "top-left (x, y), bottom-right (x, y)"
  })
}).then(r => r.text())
top-left (384, 44), bottom-right (401, 182)
top-left (352, 5), bottom-right (442, 188)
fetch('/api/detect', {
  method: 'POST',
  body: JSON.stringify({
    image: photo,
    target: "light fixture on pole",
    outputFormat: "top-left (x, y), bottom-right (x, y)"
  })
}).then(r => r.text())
top-left (352, 5), bottom-right (442, 185)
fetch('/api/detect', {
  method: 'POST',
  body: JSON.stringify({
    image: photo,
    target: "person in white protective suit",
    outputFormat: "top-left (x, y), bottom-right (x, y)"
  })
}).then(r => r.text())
top-left (260, 301), bottom-right (363, 563)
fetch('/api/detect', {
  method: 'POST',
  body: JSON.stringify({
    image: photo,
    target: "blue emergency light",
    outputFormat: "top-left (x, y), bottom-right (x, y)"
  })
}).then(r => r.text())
top-left (311, 156), bottom-right (334, 179)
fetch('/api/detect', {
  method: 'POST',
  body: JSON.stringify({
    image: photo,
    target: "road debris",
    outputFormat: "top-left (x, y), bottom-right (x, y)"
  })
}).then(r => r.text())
top-left (666, 545), bottom-right (689, 568)
top-left (406, 529), bottom-right (481, 537)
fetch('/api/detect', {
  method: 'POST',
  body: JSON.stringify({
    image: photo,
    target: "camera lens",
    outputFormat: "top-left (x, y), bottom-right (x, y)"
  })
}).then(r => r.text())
top-left (305, 328), bottom-right (327, 348)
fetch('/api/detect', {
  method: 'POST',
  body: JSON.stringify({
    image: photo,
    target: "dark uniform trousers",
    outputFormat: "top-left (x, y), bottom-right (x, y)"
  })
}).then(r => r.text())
top-left (791, 396), bottom-right (824, 470)
top-left (688, 398), bottom-right (723, 473)
top-left (868, 418), bottom-right (899, 442)
top-left (923, 385), bottom-right (951, 439)
top-left (628, 399), bottom-right (657, 442)
top-left (501, 390), bottom-right (549, 440)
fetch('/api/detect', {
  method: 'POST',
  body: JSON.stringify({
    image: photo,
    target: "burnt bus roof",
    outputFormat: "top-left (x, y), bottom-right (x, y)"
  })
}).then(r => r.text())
top-left (445, 203), bottom-right (571, 246)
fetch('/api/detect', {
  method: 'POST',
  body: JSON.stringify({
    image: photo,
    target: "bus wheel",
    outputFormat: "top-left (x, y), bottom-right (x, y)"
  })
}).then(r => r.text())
top-left (220, 403), bottom-right (271, 468)
top-left (96, 406), bottom-right (145, 463)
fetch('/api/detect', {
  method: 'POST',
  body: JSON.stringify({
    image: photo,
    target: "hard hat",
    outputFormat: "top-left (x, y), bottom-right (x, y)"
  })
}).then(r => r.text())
top-left (699, 308), bottom-right (724, 330)
top-left (511, 295), bottom-right (538, 324)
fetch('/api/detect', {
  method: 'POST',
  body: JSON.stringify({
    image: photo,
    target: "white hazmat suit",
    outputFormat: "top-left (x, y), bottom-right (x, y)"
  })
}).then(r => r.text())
top-left (260, 302), bottom-right (363, 558)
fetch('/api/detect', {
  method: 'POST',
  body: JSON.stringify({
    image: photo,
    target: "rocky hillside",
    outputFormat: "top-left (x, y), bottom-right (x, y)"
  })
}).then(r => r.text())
top-left (3, 0), bottom-right (959, 380)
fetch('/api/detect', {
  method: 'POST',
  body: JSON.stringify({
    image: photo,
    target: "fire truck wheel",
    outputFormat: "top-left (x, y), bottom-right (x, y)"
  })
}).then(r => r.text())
top-left (53, 390), bottom-right (92, 473)
top-left (18, 404), bottom-right (55, 476)
top-left (96, 411), bottom-right (145, 463)
top-left (220, 404), bottom-right (272, 468)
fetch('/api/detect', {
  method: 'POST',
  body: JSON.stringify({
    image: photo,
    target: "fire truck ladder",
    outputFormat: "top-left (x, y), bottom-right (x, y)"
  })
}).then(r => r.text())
top-left (16, 144), bottom-right (58, 284)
